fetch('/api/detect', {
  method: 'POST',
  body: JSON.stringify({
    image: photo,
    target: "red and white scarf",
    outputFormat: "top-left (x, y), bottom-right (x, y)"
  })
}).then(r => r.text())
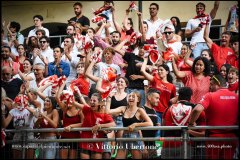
top-left (170, 103), bottom-right (192, 126)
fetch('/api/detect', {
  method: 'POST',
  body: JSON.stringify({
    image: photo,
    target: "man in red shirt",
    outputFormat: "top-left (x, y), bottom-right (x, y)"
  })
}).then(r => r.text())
top-left (226, 35), bottom-right (239, 69)
top-left (204, 23), bottom-right (234, 71)
top-left (188, 74), bottom-right (238, 159)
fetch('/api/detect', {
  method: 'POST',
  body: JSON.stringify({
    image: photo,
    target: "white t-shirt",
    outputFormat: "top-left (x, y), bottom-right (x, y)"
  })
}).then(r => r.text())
top-left (61, 51), bottom-right (80, 87)
top-left (33, 47), bottom-right (54, 66)
top-left (96, 62), bottom-right (121, 77)
top-left (185, 15), bottom-right (212, 45)
top-left (28, 27), bottom-right (50, 37)
top-left (145, 18), bottom-right (164, 39)
top-left (9, 108), bottom-right (36, 129)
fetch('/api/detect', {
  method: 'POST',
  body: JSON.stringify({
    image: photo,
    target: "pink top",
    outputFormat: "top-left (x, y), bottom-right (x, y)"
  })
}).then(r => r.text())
top-left (182, 71), bottom-right (210, 104)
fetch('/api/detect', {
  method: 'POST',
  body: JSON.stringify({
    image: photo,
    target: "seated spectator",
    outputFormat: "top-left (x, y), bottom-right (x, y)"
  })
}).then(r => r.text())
top-left (35, 29), bottom-right (46, 42)
top-left (170, 16), bottom-right (183, 38)
top-left (26, 36), bottom-right (40, 60)
top-left (219, 63), bottom-right (231, 81)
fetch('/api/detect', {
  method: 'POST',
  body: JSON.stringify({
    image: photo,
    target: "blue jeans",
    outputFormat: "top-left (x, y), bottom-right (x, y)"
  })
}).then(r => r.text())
top-left (192, 42), bottom-right (209, 59)
top-left (39, 136), bottom-right (57, 159)
top-left (155, 112), bottom-right (162, 138)
top-left (127, 88), bottom-right (145, 107)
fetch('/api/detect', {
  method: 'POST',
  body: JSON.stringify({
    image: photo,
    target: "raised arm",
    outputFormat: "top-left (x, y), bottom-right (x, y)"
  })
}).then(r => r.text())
top-left (85, 59), bottom-right (99, 82)
top-left (203, 23), bottom-right (213, 49)
top-left (184, 48), bottom-right (194, 67)
top-left (172, 56), bottom-right (186, 79)
top-left (112, 6), bottom-right (122, 33)
top-left (209, 1), bottom-right (220, 19)
top-left (55, 80), bottom-right (68, 112)
top-left (72, 86), bottom-right (87, 110)
top-left (140, 57), bottom-right (154, 82)
top-left (113, 40), bottom-right (127, 57)
top-left (37, 81), bottom-right (53, 100)
top-left (123, 9), bottom-right (131, 31)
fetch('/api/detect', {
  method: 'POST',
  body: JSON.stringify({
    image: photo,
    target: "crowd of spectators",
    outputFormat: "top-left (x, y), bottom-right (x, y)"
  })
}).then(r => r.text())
top-left (1, 1), bottom-right (239, 159)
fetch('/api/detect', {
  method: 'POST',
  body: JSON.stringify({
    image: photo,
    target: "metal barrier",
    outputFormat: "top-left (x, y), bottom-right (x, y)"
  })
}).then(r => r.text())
top-left (3, 126), bottom-right (238, 159)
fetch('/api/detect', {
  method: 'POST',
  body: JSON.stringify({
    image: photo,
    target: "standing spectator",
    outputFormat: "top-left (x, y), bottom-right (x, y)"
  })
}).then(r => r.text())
top-left (172, 56), bottom-right (211, 104)
top-left (26, 36), bottom-right (40, 60)
top-left (35, 96), bottom-right (59, 159)
top-left (224, 4), bottom-right (238, 35)
top-left (2, 93), bottom-right (37, 159)
top-left (61, 36), bottom-right (80, 87)
top-left (219, 63), bottom-right (232, 81)
top-left (6, 21), bottom-right (25, 56)
top-left (72, 89), bottom-right (116, 159)
top-left (68, 2), bottom-right (90, 35)
top-left (26, 15), bottom-right (49, 45)
top-left (185, 1), bottom-right (220, 59)
top-left (33, 36), bottom-right (54, 66)
top-left (55, 82), bottom-right (83, 159)
top-left (1, 46), bottom-right (18, 75)
top-left (29, 63), bottom-right (52, 111)
top-left (204, 22), bottom-right (234, 71)
top-left (15, 44), bottom-right (27, 72)
top-left (188, 74), bottom-right (238, 159)
top-left (1, 66), bottom-right (23, 100)
top-left (226, 35), bottom-right (239, 69)
top-left (47, 46), bottom-right (70, 77)
top-left (141, 88), bottom-right (160, 159)
top-left (35, 29), bottom-right (46, 42)
top-left (114, 42), bottom-right (153, 106)
top-left (144, 3), bottom-right (163, 39)
top-left (141, 56), bottom-right (176, 137)
top-left (162, 87), bottom-right (194, 159)
top-left (170, 16), bottom-right (183, 38)
top-left (160, 24), bottom-right (183, 72)
top-left (13, 58), bottom-right (35, 82)
top-left (106, 91), bottom-right (153, 159)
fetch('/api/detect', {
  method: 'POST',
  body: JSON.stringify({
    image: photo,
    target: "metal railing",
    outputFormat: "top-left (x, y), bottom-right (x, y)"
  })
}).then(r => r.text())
top-left (4, 125), bottom-right (239, 159)
top-left (42, 24), bottom-right (225, 46)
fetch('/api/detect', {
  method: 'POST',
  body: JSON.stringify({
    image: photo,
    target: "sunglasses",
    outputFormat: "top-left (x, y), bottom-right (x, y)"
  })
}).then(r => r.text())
top-left (40, 41), bottom-right (47, 43)
top-left (164, 32), bottom-right (173, 35)
top-left (2, 73), bottom-right (10, 75)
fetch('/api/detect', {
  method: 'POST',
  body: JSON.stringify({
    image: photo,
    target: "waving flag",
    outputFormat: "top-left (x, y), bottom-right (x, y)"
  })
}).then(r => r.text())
top-left (14, 94), bottom-right (29, 111)
top-left (129, 1), bottom-right (138, 11)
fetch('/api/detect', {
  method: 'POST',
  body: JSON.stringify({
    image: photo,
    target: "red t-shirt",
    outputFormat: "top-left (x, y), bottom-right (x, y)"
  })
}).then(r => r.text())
top-left (71, 76), bottom-right (90, 96)
top-left (211, 43), bottom-right (234, 71)
top-left (162, 103), bottom-right (206, 148)
top-left (182, 71), bottom-right (210, 104)
top-left (226, 54), bottom-right (239, 69)
top-left (199, 88), bottom-right (238, 135)
top-left (176, 57), bottom-right (192, 71)
top-left (228, 81), bottom-right (239, 93)
top-left (150, 74), bottom-right (176, 113)
top-left (79, 106), bottom-right (113, 152)
top-left (61, 111), bottom-right (81, 138)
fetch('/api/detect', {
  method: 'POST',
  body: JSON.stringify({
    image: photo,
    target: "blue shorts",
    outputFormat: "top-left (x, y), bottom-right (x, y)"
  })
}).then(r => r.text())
top-left (113, 116), bottom-right (123, 128)
top-left (119, 132), bottom-right (144, 150)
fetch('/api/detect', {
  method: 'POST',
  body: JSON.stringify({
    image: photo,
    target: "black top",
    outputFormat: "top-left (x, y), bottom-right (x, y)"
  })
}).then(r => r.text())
top-left (123, 52), bottom-right (152, 89)
top-left (1, 78), bottom-right (23, 100)
top-left (110, 96), bottom-right (128, 110)
top-left (122, 108), bottom-right (142, 127)
top-left (69, 15), bottom-right (90, 35)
